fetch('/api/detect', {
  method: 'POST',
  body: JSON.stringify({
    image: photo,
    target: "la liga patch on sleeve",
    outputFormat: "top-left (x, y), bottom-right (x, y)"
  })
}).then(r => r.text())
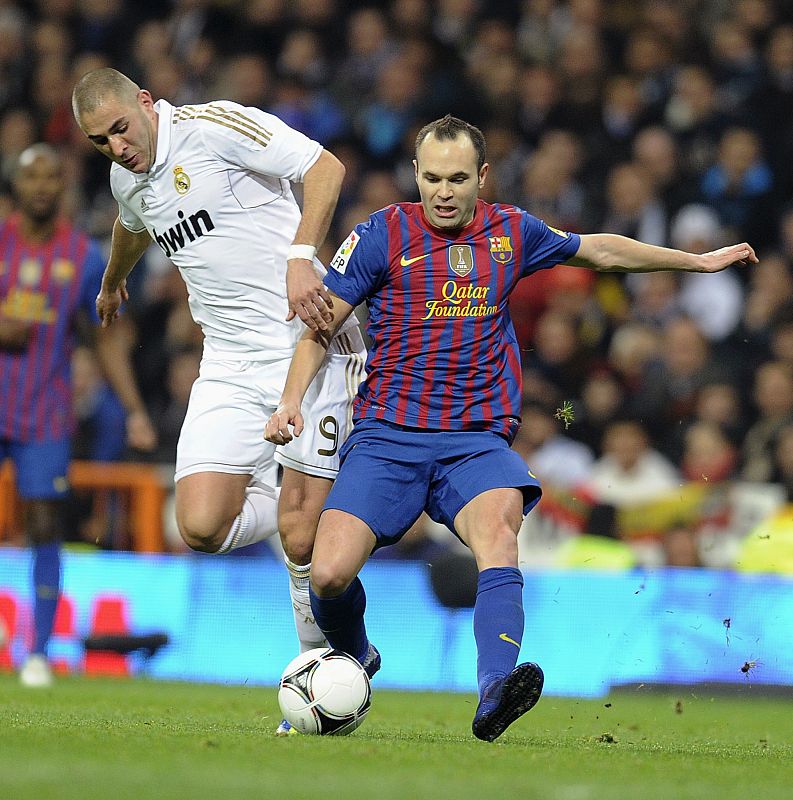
top-left (329, 230), bottom-right (359, 275)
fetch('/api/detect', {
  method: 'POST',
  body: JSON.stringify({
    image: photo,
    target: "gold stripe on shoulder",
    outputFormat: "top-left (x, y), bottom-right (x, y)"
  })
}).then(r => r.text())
top-left (205, 104), bottom-right (273, 141)
top-left (192, 114), bottom-right (270, 148)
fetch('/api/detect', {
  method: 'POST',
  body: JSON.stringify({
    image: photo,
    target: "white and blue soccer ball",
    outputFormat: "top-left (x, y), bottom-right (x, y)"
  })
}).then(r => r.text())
top-left (277, 647), bottom-right (372, 735)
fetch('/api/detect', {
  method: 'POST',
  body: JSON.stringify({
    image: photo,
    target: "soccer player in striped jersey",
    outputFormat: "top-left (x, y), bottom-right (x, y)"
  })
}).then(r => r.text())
top-left (265, 115), bottom-right (758, 740)
top-left (0, 144), bottom-right (156, 687)
top-left (71, 69), bottom-right (366, 732)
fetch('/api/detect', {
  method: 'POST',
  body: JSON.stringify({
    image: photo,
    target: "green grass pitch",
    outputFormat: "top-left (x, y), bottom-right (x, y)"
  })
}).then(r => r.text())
top-left (1, 674), bottom-right (791, 799)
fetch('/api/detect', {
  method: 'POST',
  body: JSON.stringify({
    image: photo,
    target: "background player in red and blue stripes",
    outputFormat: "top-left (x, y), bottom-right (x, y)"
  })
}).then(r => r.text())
top-left (265, 115), bottom-right (758, 741)
top-left (0, 144), bottom-right (156, 687)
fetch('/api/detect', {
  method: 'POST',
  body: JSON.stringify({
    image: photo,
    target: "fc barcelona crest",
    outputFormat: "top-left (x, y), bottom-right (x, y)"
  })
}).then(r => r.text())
top-left (489, 235), bottom-right (513, 264)
top-left (173, 165), bottom-right (190, 195)
top-left (448, 244), bottom-right (474, 277)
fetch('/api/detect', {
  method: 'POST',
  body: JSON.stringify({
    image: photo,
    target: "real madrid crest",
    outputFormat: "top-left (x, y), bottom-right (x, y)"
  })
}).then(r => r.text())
top-left (173, 165), bottom-right (190, 195)
top-left (448, 244), bottom-right (474, 278)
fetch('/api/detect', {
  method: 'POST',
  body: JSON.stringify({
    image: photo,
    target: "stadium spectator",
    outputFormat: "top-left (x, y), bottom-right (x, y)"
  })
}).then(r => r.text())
top-left (572, 368), bottom-right (627, 457)
top-left (512, 400), bottom-right (595, 489)
top-left (601, 161), bottom-right (667, 246)
top-left (664, 65), bottom-right (731, 179)
top-left (672, 203), bottom-right (744, 343)
top-left (700, 126), bottom-right (774, 242)
top-left (680, 420), bottom-right (739, 484)
top-left (521, 308), bottom-right (593, 403)
top-left (741, 361), bottom-right (793, 482)
top-left (632, 125), bottom-right (694, 219)
top-left (586, 419), bottom-right (680, 507)
top-left (628, 316), bottom-right (725, 445)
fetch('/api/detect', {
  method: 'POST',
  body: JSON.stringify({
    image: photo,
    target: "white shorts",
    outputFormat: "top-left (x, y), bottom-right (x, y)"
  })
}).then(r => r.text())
top-left (174, 329), bottom-right (366, 488)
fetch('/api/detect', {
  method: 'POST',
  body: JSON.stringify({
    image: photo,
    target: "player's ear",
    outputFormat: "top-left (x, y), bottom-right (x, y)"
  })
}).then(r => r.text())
top-left (137, 90), bottom-right (155, 110)
top-left (413, 159), bottom-right (419, 184)
top-left (478, 162), bottom-right (489, 190)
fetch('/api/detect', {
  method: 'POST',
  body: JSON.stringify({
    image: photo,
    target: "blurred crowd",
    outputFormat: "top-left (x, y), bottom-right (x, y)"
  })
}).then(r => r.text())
top-left (4, 0), bottom-right (793, 562)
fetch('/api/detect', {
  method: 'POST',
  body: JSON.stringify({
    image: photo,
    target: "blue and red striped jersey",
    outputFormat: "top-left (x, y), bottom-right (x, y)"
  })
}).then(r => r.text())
top-left (0, 214), bottom-right (104, 442)
top-left (324, 199), bottom-right (581, 441)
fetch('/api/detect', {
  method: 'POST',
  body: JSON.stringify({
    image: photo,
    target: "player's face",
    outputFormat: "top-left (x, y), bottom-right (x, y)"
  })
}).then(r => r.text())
top-left (414, 133), bottom-right (488, 231)
top-left (13, 154), bottom-right (63, 223)
top-left (79, 90), bottom-right (158, 174)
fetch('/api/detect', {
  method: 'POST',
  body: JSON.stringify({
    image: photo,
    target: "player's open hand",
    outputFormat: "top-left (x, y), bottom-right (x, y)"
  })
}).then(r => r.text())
top-left (126, 408), bottom-right (158, 451)
top-left (286, 258), bottom-right (334, 332)
top-left (697, 243), bottom-right (758, 273)
top-left (96, 279), bottom-right (129, 328)
top-left (264, 401), bottom-right (304, 445)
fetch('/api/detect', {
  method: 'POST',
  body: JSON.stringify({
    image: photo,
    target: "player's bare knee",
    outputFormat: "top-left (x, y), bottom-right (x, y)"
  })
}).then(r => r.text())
top-left (177, 515), bottom-right (225, 553)
top-left (280, 529), bottom-right (314, 566)
top-left (310, 563), bottom-right (350, 598)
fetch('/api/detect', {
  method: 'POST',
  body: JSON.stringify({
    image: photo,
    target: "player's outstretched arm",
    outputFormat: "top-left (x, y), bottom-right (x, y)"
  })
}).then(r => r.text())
top-left (285, 149), bottom-right (345, 332)
top-left (265, 291), bottom-right (355, 445)
top-left (96, 218), bottom-right (152, 328)
top-left (567, 233), bottom-right (758, 274)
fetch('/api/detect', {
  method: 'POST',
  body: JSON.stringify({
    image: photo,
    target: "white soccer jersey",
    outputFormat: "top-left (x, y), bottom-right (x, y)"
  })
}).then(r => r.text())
top-left (111, 99), bottom-right (325, 359)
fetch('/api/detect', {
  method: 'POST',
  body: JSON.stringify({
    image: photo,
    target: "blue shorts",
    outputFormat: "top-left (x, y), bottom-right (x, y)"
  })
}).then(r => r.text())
top-left (323, 419), bottom-right (541, 549)
top-left (0, 437), bottom-right (71, 499)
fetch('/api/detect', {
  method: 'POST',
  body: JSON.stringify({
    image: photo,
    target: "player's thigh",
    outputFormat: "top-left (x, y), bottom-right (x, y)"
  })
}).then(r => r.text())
top-left (175, 359), bottom-right (279, 489)
top-left (428, 432), bottom-right (541, 551)
top-left (275, 344), bottom-right (365, 480)
top-left (278, 467), bottom-right (333, 564)
top-left (174, 470), bottom-right (251, 533)
top-left (321, 421), bottom-right (432, 554)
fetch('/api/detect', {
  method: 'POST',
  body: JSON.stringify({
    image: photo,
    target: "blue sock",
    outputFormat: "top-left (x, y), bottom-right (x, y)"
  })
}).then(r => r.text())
top-left (473, 566), bottom-right (524, 697)
top-left (309, 577), bottom-right (369, 663)
top-left (32, 541), bottom-right (61, 655)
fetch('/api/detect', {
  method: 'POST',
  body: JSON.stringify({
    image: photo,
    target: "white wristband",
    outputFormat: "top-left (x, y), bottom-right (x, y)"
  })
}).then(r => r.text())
top-left (287, 244), bottom-right (316, 261)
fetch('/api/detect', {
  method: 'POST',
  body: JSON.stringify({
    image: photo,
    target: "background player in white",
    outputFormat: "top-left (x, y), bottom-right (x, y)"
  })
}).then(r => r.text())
top-left (71, 69), bottom-right (366, 733)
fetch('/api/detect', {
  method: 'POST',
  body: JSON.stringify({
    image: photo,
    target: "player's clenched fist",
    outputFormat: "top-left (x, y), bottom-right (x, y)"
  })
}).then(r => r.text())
top-left (265, 401), bottom-right (304, 444)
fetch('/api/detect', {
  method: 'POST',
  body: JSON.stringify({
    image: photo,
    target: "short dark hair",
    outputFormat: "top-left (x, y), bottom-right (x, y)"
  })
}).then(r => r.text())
top-left (415, 115), bottom-right (486, 171)
top-left (72, 68), bottom-right (140, 122)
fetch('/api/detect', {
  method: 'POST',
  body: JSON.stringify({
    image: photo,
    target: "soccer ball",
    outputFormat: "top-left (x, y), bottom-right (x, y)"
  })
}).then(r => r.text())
top-left (278, 647), bottom-right (372, 736)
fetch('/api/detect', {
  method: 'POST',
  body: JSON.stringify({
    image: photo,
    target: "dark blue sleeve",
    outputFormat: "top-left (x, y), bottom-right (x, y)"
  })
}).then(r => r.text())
top-left (519, 213), bottom-right (581, 278)
top-left (79, 238), bottom-right (106, 324)
top-left (324, 213), bottom-right (389, 307)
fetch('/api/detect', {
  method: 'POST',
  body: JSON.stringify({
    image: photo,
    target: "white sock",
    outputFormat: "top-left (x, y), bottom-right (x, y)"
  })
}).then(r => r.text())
top-left (216, 485), bottom-right (279, 554)
top-left (285, 557), bottom-right (327, 652)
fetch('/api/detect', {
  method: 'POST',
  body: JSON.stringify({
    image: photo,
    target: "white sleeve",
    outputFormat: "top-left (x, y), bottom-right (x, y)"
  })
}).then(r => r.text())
top-left (197, 101), bottom-right (322, 182)
top-left (109, 167), bottom-right (147, 233)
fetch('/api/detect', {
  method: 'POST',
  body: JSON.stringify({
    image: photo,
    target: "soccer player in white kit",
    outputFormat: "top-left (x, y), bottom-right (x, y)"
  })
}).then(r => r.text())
top-left (71, 69), bottom-right (366, 733)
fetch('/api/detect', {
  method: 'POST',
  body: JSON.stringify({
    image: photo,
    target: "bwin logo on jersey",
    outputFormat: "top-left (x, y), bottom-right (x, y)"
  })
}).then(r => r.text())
top-left (153, 209), bottom-right (215, 257)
